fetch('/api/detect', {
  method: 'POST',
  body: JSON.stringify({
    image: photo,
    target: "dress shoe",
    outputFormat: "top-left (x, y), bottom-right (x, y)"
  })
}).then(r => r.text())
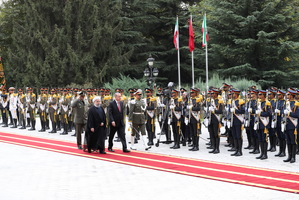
top-left (99, 151), bottom-right (107, 154)
top-left (145, 146), bottom-right (151, 151)
top-left (78, 145), bottom-right (83, 150)
top-left (71, 133), bottom-right (76, 136)
top-left (108, 148), bottom-right (115, 152)
top-left (123, 149), bottom-right (131, 153)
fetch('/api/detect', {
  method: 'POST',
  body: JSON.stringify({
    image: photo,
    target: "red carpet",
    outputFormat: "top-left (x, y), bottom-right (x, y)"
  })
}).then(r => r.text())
top-left (0, 131), bottom-right (299, 194)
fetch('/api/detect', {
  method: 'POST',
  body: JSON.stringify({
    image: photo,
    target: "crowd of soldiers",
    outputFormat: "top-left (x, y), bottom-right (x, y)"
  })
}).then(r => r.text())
top-left (0, 83), bottom-right (298, 163)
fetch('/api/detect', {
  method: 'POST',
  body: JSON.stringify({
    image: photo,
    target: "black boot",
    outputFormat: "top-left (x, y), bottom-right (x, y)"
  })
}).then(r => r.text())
top-left (26, 118), bottom-right (31, 127)
top-left (283, 144), bottom-right (292, 162)
top-left (49, 122), bottom-right (57, 133)
top-left (275, 140), bottom-right (282, 157)
top-left (28, 120), bottom-right (36, 131)
top-left (251, 139), bottom-right (260, 154)
top-left (60, 123), bottom-right (68, 135)
top-left (231, 139), bottom-right (239, 156)
top-left (68, 121), bottom-right (73, 132)
top-left (228, 138), bottom-right (236, 152)
top-left (46, 119), bottom-right (50, 129)
top-left (279, 140), bottom-right (286, 157)
top-left (235, 139), bottom-right (243, 156)
top-left (261, 142), bottom-right (268, 160)
top-left (290, 144), bottom-right (296, 163)
top-left (270, 137), bottom-right (277, 152)
top-left (57, 121), bottom-right (61, 131)
top-left (209, 138), bottom-right (216, 153)
top-left (256, 142), bottom-right (264, 159)
top-left (39, 121), bottom-right (46, 132)
top-left (19, 119), bottom-right (26, 129)
top-left (213, 138), bottom-right (220, 154)
top-left (11, 119), bottom-right (17, 128)
top-left (148, 132), bottom-right (154, 146)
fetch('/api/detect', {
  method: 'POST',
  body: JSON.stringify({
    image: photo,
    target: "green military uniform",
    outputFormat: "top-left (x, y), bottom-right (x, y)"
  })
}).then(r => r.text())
top-left (27, 88), bottom-right (36, 131)
top-left (37, 89), bottom-right (48, 132)
top-left (60, 91), bottom-right (71, 135)
top-left (48, 89), bottom-right (59, 133)
top-left (17, 89), bottom-right (26, 129)
top-left (128, 89), bottom-right (150, 150)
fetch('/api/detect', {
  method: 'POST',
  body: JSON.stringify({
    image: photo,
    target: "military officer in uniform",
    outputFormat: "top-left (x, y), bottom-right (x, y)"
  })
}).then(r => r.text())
top-left (48, 89), bottom-right (59, 133)
top-left (145, 88), bottom-right (157, 146)
top-left (282, 89), bottom-right (299, 163)
top-left (274, 89), bottom-right (286, 157)
top-left (37, 88), bottom-right (48, 132)
top-left (268, 89), bottom-right (278, 152)
top-left (26, 87), bottom-right (37, 131)
top-left (0, 89), bottom-right (9, 127)
top-left (17, 88), bottom-right (26, 129)
top-left (187, 88), bottom-right (202, 151)
top-left (229, 89), bottom-right (245, 156)
top-left (8, 87), bottom-right (18, 128)
top-left (254, 90), bottom-right (271, 160)
top-left (128, 89), bottom-right (151, 150)
top-left (59, 89), bottom-right (71, 135)
top-left (71, 92), bottom-right (87, 149)
top-left (169, 89), bottom-right (183, 149)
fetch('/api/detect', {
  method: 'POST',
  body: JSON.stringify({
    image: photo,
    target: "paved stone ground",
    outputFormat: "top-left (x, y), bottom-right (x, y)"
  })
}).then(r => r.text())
top-left (0, 119), bottom-right (298, 200)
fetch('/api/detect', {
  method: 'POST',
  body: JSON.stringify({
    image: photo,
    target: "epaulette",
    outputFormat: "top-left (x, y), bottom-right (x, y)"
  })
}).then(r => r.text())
top-left (239, 99), bottom-right (245, 105)
top-left (218, 99), bottom-right (224, 104)
top-left (227, 99), bottom-right (232, 104)
top-left (196, 97), bottom-right (202, 103)
top-left (104, 95), bottom-right (112, 100)
top-left (13, 93), bottom-right (18, 97)
top-left (150, 97), bottom-right (157, 102)
top-left (295, 101), bottom-right (299, 107)
top-left (32, 93), bottom-right (36, 97)
top-left (266, 101), bottom-right (271, 106)
top-left (178, 97), bottom-right (182, 102)
top-left (121, 96), bottom-right (127, 101)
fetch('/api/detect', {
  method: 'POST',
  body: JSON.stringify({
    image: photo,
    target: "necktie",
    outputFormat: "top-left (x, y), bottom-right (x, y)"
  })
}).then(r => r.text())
top-left (117, 101), bottom-right (121, 112)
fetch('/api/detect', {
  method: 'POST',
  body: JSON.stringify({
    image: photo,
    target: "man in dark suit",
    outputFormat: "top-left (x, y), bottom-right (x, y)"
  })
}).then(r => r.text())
top-left (86, 96), bottom-right (107, 154)
top-left (108, 92), bottom-right (130, 153)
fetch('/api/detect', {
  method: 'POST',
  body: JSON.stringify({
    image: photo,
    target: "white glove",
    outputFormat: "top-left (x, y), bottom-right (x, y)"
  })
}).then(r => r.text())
top-left (159, 103), bottom-right (165, 108)
top-left (169, 105), bottom-right (175, 109)
top-left (284, 109), bottom-right (289, 115)
top-left (187, 105), bottom-right (193, 109)
top-left (248, 108), bottom-right (252, 113)
top-left (256, 110), bottom-right (261, 115)
top-left (274, 109), bottom-right (280, 114)
top-left (128, 122), bottom-right (132, 127)
top-left (225, 107), bottom-right (229, 112)
top-left (204, 107), bottom-right (208, 112)
top-left (230, 107), bottom-right (235, 113)
top-left (209, 106), bottom-right (214, 112)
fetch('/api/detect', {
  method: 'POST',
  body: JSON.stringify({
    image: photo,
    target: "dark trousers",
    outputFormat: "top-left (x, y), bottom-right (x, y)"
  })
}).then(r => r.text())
top-left (285, 129), bottom-right (296, 145)
top-left (109, 125), bottom-right (127, 150)
top-left (75, 123), bottom-right (85, 146)
top-left (231, 124), bottom-right (242, 139)
top-left (257, 129), bottom-right (268, 142)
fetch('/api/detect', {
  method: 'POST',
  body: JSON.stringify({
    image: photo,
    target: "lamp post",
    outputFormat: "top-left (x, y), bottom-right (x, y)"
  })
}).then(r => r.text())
top-left (144, 55), bottom-right (158, 89)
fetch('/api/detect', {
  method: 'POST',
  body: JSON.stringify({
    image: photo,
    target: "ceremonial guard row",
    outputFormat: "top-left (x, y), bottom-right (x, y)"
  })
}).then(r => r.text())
top-left (0, 83), bottom-right (298, 163)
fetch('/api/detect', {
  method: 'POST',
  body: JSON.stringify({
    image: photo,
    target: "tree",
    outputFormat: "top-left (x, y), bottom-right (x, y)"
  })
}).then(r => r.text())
top-left (195, 0), bottom-right (299, 88)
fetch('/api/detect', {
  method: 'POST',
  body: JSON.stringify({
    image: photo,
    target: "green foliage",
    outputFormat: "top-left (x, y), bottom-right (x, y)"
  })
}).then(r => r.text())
top-left (194, 73), bottom-right (260, 91)
top-left (103, 74), bottom-right (148, 95)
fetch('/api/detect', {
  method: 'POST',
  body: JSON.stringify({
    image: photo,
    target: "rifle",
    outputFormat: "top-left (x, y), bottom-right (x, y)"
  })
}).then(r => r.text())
top-left (281, 98), bottom-right (288, 132)
top-left (271, 94), bottom-right (278, 129)
top-left (203, 91), bottom-right (211, 128)
top-left (244, 95), bottom-right (251, 128)
top-left (254, 100), bottom-right (260, 131)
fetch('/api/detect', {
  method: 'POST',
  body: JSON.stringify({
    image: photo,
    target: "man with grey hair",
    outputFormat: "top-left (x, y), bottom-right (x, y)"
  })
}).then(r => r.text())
top-left (86, 96), bottom-right (107, 154)
top-left (107, 92), bottom-right (130, 152)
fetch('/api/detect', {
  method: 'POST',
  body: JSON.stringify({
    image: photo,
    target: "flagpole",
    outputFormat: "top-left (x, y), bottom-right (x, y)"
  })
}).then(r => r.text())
top-left (204, 13), bottom-right (209, 91)
top-left (177, 16), bottom-right (181, 90)
top-left (190, 15), bottom-right (194, 88)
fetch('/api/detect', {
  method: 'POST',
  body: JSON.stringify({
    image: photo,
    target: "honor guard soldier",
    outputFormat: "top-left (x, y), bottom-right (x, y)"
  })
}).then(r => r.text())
top-left (247, 89), bottom-right (260, 155)
top-left (37, 88), bottom-right (48, 132)
top-left (229, 89), bottom-right (245, 156)
top-left (86, 88), bottom-right (94, 109)
top-left (103, 88), bottom-right (113, 138)
top-left (207, 88), bottom-right (223, 154)
top-left (169, 89), bottom-right (183, 149)
top-left (127, 88), bottom-right (138, 144)
top-left (274, 89), bottom-right (286, 157)
top-left (43, 88), bottom-right (50, 130)
top-left (26, 87), bottom-right (37, 131)
top-left (187, 88), bottom-right (202, 151)
top-left (17, 88), bottom-right (26, 129)
top-left (244, 89), bottom-right (253, 150)
top-left (128, 89), bottom-right (151, 150)
top-left (181, 91), bottom-right (189, 146)
top-left (48, 89), bottom-right (59, 133)
top-left (282, 89), bottom-right (299, 163)
top-left (8, 87), bottom-right (18, 128)
top-left (55, 88), bottom-right (62, 131)
top-left (145, 88), bottom-right (157, 146)
top-left (220, 83), bottom-right (232, 137)
top-left (225, 91), bottom-right (234, 150)
top-left (268, 89), bottom-right (278, 152)
top-left (254, 90), bottom-right (271, 160)
top-left (0, 89), bottom-right (9, 127)
top-left (59, 89), bottom-right (71, 135)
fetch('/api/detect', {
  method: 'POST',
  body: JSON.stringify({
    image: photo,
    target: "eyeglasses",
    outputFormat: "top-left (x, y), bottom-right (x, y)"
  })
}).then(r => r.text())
top-left (136, 94), bottom-right (142, 96)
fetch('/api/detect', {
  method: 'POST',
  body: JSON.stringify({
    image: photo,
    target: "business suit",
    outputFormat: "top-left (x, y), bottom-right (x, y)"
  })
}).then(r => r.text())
top-left (86, 105), bottom-right (106, 153)
top-left (108, 100), bottom-right (128, 151)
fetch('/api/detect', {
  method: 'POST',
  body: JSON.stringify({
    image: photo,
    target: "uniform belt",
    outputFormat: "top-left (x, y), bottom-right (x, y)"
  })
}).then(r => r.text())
top-left (133, 112), bottom-right (144, 114)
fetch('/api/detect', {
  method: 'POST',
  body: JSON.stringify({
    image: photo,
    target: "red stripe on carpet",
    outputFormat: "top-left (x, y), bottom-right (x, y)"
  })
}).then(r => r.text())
top-left (0, 132), bottom-right (298, 194)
